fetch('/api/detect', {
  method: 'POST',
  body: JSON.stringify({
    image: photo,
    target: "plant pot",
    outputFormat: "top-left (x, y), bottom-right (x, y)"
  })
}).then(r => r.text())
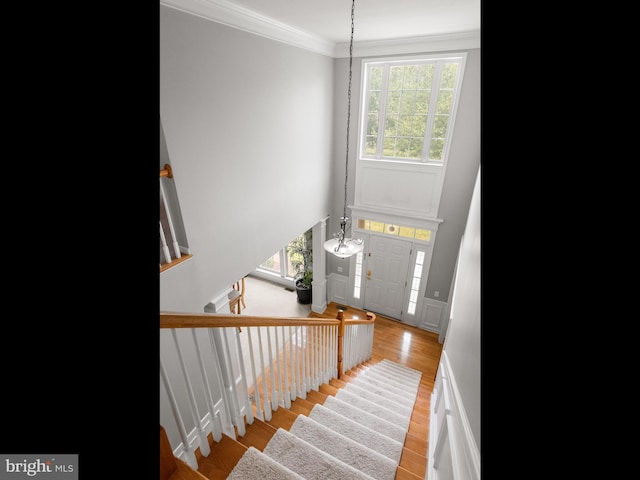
top-left (295, 281), bottom-right (312, 304)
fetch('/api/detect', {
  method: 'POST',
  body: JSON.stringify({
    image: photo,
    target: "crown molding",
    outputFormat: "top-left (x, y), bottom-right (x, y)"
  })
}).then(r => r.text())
top-left (161, 0), bottom-right (336, 57)
top-left (337, 31), bottom-right (481, 58)
top-left (161, 0), bottom-right (481, 58)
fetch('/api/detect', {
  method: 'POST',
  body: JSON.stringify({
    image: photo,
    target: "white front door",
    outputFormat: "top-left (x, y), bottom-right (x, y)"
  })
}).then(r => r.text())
top-left (363, 235), bottom-right (412, 320)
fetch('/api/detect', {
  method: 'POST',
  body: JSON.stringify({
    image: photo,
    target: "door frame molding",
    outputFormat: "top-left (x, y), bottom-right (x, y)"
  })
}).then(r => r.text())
top-left (349, 206), bottom-right (443, 323)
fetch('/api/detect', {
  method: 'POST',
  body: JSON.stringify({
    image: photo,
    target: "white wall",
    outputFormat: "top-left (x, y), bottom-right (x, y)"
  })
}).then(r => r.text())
top-left (428, 49), bottom-right (481, 303)
top-left (440, 166), bottom-right (481, 449)
top-left (160, 6), bottom-right (335, 312)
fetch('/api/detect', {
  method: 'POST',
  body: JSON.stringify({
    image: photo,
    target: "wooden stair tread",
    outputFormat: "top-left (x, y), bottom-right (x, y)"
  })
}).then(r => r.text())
top-left (408, 418), bottom-right (428, 438)
top-left (161, 425), bottom-right (178, 480)
top-left (236, 417), bottom-right (277, 451)
top-left (329, 378), bottom-right (349, 388)
top-left (305, 389), bottom-right (328, 405)
top-left (263, 405), bottom-right (298, 431)
top-left (410, 406), bottom-right (429, 420)
top-left (404, 430), bottom-right (428, 455)
top-left (173, 458), bottom-right (209, 480)
top-left (197, 433), bottom-right (247, 480)
top-left (319, 383), bottom-right (339, 396)
top-left (349, 366), bottom-right (368, 375)
top-left (395, 465), bottom-right (424, 480)
top-left (288, 397), bottom-right (316, 416)
top-left (399, 446), bottom-right (427, 478)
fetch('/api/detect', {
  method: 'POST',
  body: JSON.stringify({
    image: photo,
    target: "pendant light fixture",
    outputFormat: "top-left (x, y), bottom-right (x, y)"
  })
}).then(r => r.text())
top-left (323, 0), bottom-right (364, 259)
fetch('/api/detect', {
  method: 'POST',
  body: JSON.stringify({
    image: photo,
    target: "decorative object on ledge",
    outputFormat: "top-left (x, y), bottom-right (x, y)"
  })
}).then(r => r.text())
top-left (323, 0), bottom-right (364, 259)
top-left (289, 229), bottom-right (313, 304)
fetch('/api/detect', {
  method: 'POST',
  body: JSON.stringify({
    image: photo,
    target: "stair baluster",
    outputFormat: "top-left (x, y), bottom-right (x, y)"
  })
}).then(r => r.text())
top-left (190, 328), bottom-right (222, 443)
top-left (213, 328), bottom-right (246, 436)
top-left (255, 327), bottom-right (272, 420)
top-left (160, 358), bottom-right (199, 469)
top-left (244, 327), bottom-right (264, 421)
top-left (170, 330), bottom-right (211, 457)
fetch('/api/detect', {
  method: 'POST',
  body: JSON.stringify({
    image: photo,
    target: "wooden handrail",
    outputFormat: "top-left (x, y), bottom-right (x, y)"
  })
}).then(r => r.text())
top-left (160, 164), bottom-right (173, 178)
top-left (160, 311), bottom-right (375, 329)
top-left (160, 312), bottom-right (340, 329)
top-left (343, 312), bottom-right (376, 325)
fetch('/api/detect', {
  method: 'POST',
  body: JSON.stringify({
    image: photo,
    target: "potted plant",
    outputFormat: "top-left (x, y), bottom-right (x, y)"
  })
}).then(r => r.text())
top-left (288, 228), bottom-right (313, 304)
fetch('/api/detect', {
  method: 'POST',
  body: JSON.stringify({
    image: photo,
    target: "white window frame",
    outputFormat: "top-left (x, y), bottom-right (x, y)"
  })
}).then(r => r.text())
top-left (252, 233), bottom-right (307, 288)
top-left (357, 52), bottom-right (467, 166)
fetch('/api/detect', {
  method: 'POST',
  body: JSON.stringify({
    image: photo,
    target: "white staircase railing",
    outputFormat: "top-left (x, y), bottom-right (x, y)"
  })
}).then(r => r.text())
top-left (342, 322), bottom-right (375, 373)
top-left (160, 312), bottom-right (374, 469)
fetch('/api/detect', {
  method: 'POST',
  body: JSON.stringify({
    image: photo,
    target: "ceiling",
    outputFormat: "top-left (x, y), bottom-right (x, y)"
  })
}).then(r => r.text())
top-left (221, 0), bottom-right (481, 44)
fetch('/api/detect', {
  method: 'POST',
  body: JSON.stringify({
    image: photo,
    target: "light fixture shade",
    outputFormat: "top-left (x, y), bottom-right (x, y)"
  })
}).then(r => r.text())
top-left (323, 238), bottom-right (364, 259)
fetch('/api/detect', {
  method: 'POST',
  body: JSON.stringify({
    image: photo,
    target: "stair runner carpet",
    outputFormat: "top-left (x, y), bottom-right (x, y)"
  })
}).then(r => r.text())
top-left (227, 359), bottom-right (422, 480)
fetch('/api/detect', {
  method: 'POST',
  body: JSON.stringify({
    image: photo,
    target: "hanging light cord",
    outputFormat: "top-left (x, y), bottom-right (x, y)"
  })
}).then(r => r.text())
top-left (324, 0), bottom-right (362, 257)
top-left (342, 0), bottom-right (355, 227)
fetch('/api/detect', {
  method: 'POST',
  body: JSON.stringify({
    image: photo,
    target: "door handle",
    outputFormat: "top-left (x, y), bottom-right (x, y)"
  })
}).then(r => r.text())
top-left (366, 270), bottom-right (371, 279)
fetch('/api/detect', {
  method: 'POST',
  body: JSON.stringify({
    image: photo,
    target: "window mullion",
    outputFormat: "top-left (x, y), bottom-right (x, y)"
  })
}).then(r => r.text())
top-left (421, 61), bottom-right (443, 163)
top-left (375, 64), bottom-right (390, 159)
top-left (280, 248), bottom-right (287, 278)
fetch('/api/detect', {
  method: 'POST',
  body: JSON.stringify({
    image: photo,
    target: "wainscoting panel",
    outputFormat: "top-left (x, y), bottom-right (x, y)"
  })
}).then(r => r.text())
top-left (327, 273), bottom-right (349, 305)
top-left (418, 297), bottom-right (447, 334)
top-left (428, 351), bottom-right (480, 480)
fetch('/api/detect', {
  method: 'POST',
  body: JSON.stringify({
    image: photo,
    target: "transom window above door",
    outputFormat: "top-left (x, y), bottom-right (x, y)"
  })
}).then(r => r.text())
top-left (358, 53), bottom-right (467, 165)
top-left (356, 218), bottom-right (431, 242)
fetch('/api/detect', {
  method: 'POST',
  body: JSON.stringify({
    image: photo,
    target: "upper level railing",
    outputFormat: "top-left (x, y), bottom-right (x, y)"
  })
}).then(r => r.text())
top-left (159, 310), bottom-right (375, 468)
top-left (160, 164), bottom-right (192, 272)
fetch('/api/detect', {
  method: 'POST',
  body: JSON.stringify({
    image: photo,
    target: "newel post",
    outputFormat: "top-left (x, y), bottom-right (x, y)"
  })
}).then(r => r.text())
top-left (336, 310), bottom-right (345, 379)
